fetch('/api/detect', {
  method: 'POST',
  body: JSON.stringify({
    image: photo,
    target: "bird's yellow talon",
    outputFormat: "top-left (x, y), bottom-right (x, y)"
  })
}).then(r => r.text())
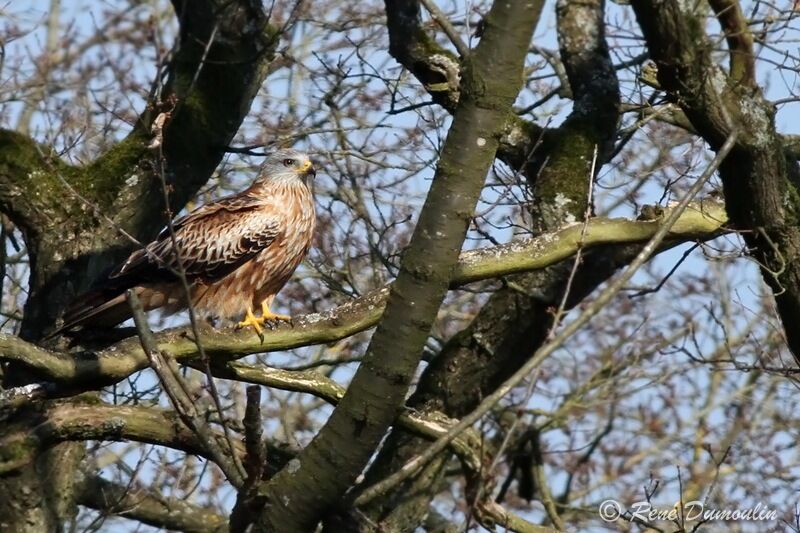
top-left (237, 307), bottom-right (264, 335)
top-left (260, 301), bottom-right (291, 323)
top-left (237, 304), bottom-right (291, 335)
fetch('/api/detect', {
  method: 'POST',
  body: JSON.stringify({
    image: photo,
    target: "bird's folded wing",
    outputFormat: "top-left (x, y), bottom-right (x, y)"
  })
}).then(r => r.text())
top-left (112, 196), bottom-right (282, 283)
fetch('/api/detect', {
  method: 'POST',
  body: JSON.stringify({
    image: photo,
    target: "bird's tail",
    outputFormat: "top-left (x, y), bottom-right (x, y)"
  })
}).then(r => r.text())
top-left (48, 283), bottom-right (143, 338)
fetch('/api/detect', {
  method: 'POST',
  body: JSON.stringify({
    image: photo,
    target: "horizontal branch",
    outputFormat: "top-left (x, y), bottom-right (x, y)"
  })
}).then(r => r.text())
top-left (205, 360), bottom-right (484, 470)
top-left (0, 359), bottom-right (496, 482)
top-left (622, 101), bottom-right (800, 160)
top-left (0, 200), bottom-right (728, 389)
top-left (0, 402), bottom-right (244, 475)
top-left (454, 200), bottom-right (725, 284)
top-left (77, 474), bottom-right (228, 533)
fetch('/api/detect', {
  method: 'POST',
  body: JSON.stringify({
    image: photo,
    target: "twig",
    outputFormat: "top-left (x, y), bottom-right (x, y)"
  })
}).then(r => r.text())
top-left (354, 129), bottom-right (739, 507)
top-left (229, 385), bottom-right (266, 532)
top-left (628, 242), bottom-right (699, 298)
top-left (530, 429), bottom-right (565, 530)
top-left (419, 0), bottom-right (470, 57)
top-left (127, 290), bottom-right (245, 489)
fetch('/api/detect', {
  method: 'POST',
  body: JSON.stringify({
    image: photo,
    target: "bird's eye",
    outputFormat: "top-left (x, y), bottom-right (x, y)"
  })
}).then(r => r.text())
top-left (283, 158), bottom-right (296, 167)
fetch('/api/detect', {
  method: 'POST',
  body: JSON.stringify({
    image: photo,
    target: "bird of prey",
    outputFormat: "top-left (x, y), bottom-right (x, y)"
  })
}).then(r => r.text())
top-left (54, 148), bottom-right (316, 336)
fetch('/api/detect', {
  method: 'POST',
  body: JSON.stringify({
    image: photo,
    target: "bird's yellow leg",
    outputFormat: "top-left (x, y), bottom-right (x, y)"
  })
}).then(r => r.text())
top-left (260, 300), bottom-right (291, 322)
top-left (237, 307), bottom-right (264, 335)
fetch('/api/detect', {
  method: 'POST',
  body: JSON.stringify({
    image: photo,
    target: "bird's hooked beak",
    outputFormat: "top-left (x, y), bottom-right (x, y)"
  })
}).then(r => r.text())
top-left (300, 160), bottom-right (316, 178)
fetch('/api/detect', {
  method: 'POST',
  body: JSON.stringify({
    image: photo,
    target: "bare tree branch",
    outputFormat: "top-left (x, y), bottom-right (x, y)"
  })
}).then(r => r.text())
top-left (76, 474), bottom-right (229, 533)
top-left (128, 290), bottom-right (245, 488)
top-left (0, 402), bottom-right (245, 475)
top-left (0, 201), bottom-right (728, 389)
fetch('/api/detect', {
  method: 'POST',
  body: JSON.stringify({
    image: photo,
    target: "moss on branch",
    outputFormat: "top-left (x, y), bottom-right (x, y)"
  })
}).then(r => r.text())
top-left (0, 130), bottom-right (75, 235)
top-left (456, 200), bottom-right (727, 283)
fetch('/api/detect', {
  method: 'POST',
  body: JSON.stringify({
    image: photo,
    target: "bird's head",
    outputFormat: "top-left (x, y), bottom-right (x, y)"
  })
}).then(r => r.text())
top-left (258, 148), bottom-right (316, 187)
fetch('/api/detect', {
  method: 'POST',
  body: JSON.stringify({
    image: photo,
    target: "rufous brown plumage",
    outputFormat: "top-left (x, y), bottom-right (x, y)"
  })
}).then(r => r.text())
top-left (53, 148), bottom-right (316, 336)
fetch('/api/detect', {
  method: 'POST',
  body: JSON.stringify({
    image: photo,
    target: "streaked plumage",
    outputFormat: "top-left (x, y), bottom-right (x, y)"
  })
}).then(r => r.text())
top-left (54, 149), bottom-right (316, 335)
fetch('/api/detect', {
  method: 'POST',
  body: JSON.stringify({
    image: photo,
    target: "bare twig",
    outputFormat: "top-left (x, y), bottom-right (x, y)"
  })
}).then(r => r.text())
top-left (419, 0), bottom-right (470, 57)
top-left (153, 114), bottom-right (246, 483)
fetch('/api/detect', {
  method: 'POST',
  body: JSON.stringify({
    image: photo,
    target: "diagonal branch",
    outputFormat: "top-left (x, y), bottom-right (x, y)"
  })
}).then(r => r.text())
top-left (127, 290), bottom-right (246, 488)
top-left (419, 0), bottom-right (469, 57)
top-left (252, 2), bottom-right (545, 529)
top-left (708, 0), bottom-right (756, 87)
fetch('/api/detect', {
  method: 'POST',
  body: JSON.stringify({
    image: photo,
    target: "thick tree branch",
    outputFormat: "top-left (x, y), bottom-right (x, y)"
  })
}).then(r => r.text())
top-left (76, 474), bottom-right (228, 533)
top-left (0, 201), bottom-right (727, 389)
top-left (107, 0), bottom-right (279, 238)
top-left (530, 0), bottom-right (620, 230)
top-left (352, 0), bottom-right (623, 526)
top-left (252, 3), bottom-right (544, 529)
top-left (0, 361), bottom-right (503, 499)
top-left (384, 0), bottom-right (462, 111)
top-left (708, 0), bottom-right (756, 87)
top-left (0, 402), bottom-right (244, 475)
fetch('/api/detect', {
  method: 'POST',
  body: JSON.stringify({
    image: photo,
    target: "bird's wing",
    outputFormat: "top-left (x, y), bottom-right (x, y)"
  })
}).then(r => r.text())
top-left (112, 194), bottom-right (282, 283)
top-left (50, 194), bottom-right (282, 337)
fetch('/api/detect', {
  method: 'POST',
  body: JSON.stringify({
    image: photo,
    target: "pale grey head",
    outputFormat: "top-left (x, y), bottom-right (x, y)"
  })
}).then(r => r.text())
top-left (258, 148), bottom-right (316, 187)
